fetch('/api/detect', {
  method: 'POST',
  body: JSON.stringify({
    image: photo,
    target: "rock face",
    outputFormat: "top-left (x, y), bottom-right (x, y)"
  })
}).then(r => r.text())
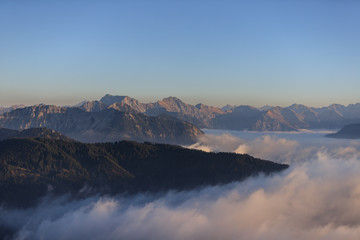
top-left (0, 137), bottom-right (289, 208)
top-left (0, 105), bottom-right (26, 115)
top-left (100, 95), bottom-right (147, 112)
top-left (74, 95), bottom-right (360, 131)
top-left (147, 97), bottom-right (224, 128)
top-left (326, 123), bottom-right (360, 139)
top-left (4, 95), bottom-right (360, 133)
top-left (77, 101), bottom-right (107, 112)
top-left (0, 105), bottom-right (203, 144)
top-left (95, 95), bottom-right (225, 128)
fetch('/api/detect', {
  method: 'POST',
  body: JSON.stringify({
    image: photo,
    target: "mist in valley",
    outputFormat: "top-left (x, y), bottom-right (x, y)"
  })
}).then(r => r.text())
top-left (2, 130), bottom-right (360, 240)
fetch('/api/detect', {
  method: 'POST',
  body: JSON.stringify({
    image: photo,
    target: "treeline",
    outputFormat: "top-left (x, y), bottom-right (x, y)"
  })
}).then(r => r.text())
top-left (0, 137), bottom-right (288, 207)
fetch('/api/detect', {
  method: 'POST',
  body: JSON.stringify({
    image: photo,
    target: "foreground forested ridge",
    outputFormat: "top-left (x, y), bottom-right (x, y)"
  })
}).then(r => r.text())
top-left (0, 127), bottom-right (71, 141)
top-left (0, 137), bottom-right (288, 208)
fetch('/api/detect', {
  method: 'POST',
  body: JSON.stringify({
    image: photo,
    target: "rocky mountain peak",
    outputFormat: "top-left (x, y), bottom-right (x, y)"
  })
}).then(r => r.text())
top-left (195, 103), bottom-right (209, 111)
top-left (221, 104), bottom-right (236, 112)
top-left (258, 105), bottom-right (273, 111)
top-left (195, 103), bottom-right (224, 114)
top-left (288, 103), bottom-right (306, 109)
top-left (233, 105), bottom-right (259, 113)
top-left (157, 97), bottom-right (188, 111)
top-left (161, 96), bottom-right (183, 104)
top-left (99, 94), bottom-right (145, 112)
top-left (78, 101), bottom-right (107, 112)
top-left (100, 94), bottom-right (128, 106)
top-left (0, 104), bottom-right (26, 115)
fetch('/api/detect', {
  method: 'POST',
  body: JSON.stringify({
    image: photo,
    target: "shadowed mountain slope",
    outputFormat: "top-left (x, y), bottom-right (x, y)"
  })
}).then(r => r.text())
top-left (0, 138), bottom-right (289, 208)
top-left (326, 123), bottom-right (360, 139)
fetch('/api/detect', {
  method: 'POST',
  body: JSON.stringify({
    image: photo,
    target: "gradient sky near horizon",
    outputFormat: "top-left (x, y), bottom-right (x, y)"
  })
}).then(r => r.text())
top-left (1, 0), bottom-right (360, 108)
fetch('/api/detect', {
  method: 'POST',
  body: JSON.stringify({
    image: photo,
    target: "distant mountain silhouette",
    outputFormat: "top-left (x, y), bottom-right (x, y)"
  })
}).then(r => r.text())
top-left (0, 137), bottom-right (288, 208)
top-left (326, 123), bottom-right (360, 139)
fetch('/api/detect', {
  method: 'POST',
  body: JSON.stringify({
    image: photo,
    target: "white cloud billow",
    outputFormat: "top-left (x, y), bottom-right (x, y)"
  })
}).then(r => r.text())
top-left (2, 130), bottom-right (360, 240)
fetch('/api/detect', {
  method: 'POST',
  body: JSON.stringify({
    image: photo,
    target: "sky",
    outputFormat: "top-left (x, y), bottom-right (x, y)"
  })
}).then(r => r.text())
top-left (1, 0), bottom-right (360, 107)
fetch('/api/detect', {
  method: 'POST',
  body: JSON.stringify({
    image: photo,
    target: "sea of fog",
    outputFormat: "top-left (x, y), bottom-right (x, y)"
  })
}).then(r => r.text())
top-left (3, 129), bottom-right (360, 240)
top-left (189, 129), bottom-right (360, 165)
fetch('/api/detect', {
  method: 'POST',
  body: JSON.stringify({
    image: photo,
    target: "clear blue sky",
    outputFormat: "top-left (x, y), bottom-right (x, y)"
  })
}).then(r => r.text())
top-left (1, 0), bottom-right (360, 107)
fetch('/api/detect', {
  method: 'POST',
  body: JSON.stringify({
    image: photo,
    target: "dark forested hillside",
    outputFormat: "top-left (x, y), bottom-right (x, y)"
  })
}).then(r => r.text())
top-left (0, 138), bottom-right (288, 208)
top-left (0, 127), bottom-right (71, 141)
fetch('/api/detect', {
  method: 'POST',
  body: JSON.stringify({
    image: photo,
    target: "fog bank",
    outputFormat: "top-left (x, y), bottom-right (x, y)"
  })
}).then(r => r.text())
top-left (2, 130), bottom-right (360, 240)
top-left (188, 129), bottom-right (360, 164)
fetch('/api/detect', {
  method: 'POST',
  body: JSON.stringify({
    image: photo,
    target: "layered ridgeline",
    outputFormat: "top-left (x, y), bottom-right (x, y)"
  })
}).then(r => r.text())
top-left (326, 123), bottom-right (360, 139)
top-left (0, 105), bottom-right (203, 144)
top-left (79, 94), bottom-right (225, 128)
top-left (2, 95), bottom-right (360, 132)
top-left (0, 127), bottom-right (71, 141)
top-left (0, 136), bottom-right (288, 208)
top-left (76, 94), bottom-right (360, 131)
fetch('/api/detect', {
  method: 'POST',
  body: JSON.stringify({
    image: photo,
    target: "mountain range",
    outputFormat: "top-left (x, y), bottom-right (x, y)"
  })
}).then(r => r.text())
top-left (0, 104), bottom-right (203, 144)
top-left (1, 95), bottom-right (360, 143)
top-left (76, 94), bottom-right (360, 131)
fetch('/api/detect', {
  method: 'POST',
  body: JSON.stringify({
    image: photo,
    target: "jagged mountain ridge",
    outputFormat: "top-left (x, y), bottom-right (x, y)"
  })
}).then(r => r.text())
top-left (98, 94), bottom-right (224, 128)
top-left (0, 105), bottom-right (203, 144)
top-left (0, 105), bottom-right (25, 115)
top-left (2, 95), bottom-right (360, 132)
top-left (75, 95), bottom-right (360, 131)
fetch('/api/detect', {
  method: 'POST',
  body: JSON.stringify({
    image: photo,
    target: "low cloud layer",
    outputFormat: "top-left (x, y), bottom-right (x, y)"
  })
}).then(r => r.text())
top-left (189, 134), bottom-right (299, 163)
top-left (2, 131), bottom-right (360, 240)
top-left (188, 130), bottom-right (360, 164)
